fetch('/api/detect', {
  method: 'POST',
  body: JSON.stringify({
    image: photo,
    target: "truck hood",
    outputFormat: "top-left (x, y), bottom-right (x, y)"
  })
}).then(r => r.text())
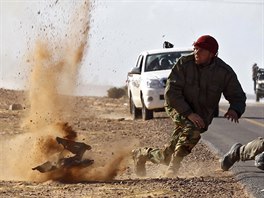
top-left (141, 70), bottom-right (171, 80)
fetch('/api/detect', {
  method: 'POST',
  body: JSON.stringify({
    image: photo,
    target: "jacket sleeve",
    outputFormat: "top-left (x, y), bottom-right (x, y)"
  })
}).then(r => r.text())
top-left (223, 70), bottom-right (246, 118)
top-left (164, 59), bottom-right (192, 117)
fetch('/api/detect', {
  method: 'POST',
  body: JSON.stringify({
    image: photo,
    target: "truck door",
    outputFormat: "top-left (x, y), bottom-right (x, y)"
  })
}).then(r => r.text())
top-left (129, 55), bottom-right (143, 107)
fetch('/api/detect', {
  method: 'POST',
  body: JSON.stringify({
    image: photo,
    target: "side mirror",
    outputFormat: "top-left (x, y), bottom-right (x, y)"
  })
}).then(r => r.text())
top-left (128, 67), bottom-right (141, 75)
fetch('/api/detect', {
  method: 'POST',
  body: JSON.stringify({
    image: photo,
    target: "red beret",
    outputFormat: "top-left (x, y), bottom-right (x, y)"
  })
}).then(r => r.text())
top-left (193, 35), bottom-right (219, 56)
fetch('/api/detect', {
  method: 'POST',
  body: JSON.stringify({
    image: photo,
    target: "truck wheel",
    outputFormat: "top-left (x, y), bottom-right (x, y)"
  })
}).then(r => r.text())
top-left (141, 99), bottom-right (153, 120)
top-left (129, 96), bottom-right (133, 114)
top-left (256, 93), bottom-right (260, 102)
top-left (213, 105), bottom-right (219, 117)
top-left (130, 97), bottom-right (142, 120)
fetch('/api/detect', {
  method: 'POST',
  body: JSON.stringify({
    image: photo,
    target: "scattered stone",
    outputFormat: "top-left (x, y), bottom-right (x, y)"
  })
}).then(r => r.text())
top-left (9, 104), bottom-right (23, 110)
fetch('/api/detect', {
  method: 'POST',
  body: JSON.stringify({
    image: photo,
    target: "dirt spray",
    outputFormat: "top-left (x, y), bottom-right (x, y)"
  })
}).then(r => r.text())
top-left (0, 0), bottom-right (131, 183)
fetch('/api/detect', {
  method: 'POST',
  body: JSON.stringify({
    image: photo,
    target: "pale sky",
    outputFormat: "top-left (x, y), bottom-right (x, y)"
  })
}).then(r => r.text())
top-left (0, 0), bottom-right (263, 95)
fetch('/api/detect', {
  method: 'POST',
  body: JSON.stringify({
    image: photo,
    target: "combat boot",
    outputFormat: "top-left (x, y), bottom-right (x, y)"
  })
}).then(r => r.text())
top-left (132, 147), bottom-right (151, 177)
top-left (221, 143), bottom-right (242, 171)
top-left (165, 154), bottom-right (183, 177)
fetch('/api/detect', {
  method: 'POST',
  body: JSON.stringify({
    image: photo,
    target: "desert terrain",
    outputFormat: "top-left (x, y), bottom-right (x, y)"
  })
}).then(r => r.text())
top-left (0, 0), bottom-right (256, 197)
top-left (0, 88), bottom-right (251, 198)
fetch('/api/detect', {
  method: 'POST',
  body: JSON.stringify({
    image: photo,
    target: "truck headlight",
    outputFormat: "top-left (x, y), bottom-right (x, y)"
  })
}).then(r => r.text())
top-left (146, 79), bottom-right (163, 88)
top-left (256, 83), bottom-right (264, 89)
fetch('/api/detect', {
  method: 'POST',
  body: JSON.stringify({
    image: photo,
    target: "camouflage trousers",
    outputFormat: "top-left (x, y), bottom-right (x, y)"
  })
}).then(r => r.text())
top-left (146, 106), bottom-right (205, 165)
top-left (239, 137), bottom-right (264, 161)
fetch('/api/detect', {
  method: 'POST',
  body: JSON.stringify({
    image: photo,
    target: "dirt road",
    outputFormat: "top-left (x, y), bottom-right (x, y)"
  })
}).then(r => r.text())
top-left (0, 88), bottom-right (250, 197)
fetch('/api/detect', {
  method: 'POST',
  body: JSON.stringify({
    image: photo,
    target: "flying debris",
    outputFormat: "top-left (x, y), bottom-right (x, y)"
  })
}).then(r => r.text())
top-left (32, 137), bottom-right (94, 173)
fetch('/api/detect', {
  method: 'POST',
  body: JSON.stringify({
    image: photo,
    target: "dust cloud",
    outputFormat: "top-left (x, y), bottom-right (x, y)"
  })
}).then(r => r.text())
top-left (0, 0), bottom-right (130, 183)
top-left (39, 142), bottom-right (134, 183)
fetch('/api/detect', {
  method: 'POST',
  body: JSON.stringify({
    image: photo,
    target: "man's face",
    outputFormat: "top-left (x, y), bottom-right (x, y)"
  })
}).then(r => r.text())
top-left (194, 47), bottom-right (214, 65)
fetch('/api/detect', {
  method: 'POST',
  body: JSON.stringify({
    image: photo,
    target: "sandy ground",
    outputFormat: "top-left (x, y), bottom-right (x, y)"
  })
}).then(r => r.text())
top-left (0, 88), bottom-right (251, 198)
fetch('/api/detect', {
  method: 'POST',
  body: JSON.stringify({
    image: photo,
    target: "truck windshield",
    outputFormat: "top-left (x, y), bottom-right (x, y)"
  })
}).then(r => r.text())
top-left (258, 74), bottom-right (264, 80)
top-left (145, 51), bottom-right (192, 72)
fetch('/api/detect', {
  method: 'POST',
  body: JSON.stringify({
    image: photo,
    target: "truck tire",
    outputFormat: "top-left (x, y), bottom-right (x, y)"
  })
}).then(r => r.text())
top-left (130, 97), bottom-right (142, 120)
top-left (256, 93), bottom-right (260, 102)
top-left (129, 96), bottom-right (132, 114)
top-left (141, 98), bottom-right (153, 120)
top-left (213, 105), bottom-right (219, 117)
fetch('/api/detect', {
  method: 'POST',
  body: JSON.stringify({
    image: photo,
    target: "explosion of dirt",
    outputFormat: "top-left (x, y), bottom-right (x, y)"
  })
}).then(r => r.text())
top-left (0, 0), bottom-right (131, 183)
top-left (41, 141), bottom-right (133, 183)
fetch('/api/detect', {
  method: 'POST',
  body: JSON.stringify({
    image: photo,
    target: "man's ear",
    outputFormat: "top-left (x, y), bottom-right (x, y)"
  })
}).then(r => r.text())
top-left (210, 52), bottom-right (215, 58)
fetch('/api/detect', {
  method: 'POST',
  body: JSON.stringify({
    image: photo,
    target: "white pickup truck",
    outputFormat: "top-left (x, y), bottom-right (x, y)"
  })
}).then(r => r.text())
top-left (127, 47), bottom-right (193, 120)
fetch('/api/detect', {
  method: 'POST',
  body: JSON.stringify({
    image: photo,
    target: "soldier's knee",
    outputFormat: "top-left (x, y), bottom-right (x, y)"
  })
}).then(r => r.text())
top-left (191, 130), bottom-right (201, 139)
top-left (185, 129), bottom-right (201, 144)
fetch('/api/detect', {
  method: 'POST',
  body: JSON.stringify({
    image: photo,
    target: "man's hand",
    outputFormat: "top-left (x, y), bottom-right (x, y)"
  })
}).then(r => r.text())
top-left (224, 109), bottom-right (239, 123)
top-left (187, 113), bottom-right (205, 129)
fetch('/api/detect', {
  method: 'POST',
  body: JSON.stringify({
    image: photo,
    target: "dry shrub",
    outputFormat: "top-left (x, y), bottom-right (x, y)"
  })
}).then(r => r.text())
top-left (107, 87), bottom-right (126, 99)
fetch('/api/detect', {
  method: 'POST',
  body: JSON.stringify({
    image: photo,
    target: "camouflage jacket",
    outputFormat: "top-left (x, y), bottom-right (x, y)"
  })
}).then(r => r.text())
top-left (165, 54), bottom-right (246, 129)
